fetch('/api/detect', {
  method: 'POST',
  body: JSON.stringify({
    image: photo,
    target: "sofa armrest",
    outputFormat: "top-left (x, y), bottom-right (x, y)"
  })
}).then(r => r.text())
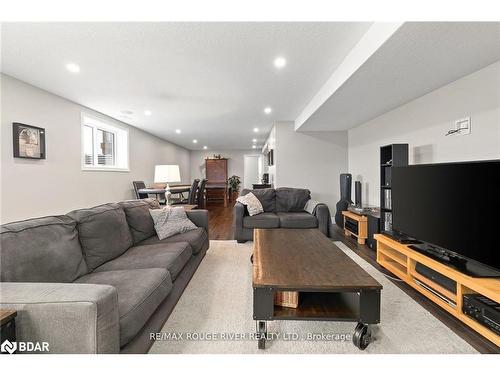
top-left (0, 282), bottom-right (120, 354)
top-left (315, 203), bottom-right (332, 237)
top-left (233, 202), bottom-right (247, 226)
top-left (187, 209), bottom-right (209, 233)
top-left (233, 202), bottom-right (248, 241)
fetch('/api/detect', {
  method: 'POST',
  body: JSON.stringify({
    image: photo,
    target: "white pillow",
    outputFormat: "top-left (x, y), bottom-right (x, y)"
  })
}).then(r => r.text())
top-left (236, 192), bottom-right (264, 216)
top-left (149, 206), bottom-right (197, 240)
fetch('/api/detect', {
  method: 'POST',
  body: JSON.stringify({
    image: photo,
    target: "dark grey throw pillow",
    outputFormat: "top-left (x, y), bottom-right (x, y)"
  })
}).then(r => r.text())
top-left (119, 199), bottom-right (160, 244)
top-left (68, 203), bottom-right (133, 271)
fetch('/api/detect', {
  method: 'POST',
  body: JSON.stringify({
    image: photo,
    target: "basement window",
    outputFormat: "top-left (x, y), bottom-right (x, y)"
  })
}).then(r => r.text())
top-left (81, 113), bottom-right (129, 171)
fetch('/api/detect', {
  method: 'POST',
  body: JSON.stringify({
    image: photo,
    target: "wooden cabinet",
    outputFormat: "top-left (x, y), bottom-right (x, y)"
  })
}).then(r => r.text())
top-left (205, 158), bottom-right (228, 184)
top-left (205, 158), bottom-right (228, 206)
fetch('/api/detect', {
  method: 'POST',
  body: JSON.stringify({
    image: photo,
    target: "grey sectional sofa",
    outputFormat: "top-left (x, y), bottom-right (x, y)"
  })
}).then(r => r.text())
top-left (0, 198), bottom-right (209, 354)
top-left (233, 187), bottom-right (332, 242)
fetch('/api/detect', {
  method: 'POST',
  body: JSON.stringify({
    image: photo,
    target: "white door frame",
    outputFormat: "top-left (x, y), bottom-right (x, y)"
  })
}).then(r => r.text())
top-left (243, 153), bottom-right (263, 189)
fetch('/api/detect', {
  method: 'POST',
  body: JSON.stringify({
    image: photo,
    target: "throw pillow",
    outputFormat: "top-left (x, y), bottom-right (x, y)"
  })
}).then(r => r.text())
top-left (304, 199), bottom-right (320, 215)
top-left (149, 206), bottom-right (197, 240)
top-left (236, 192), bottom-right (264, 216)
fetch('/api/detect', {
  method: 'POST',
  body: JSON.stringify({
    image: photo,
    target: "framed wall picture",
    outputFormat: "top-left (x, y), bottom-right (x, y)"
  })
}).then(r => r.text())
top-left (13, 123), bottom-right (46, 159)
top-left (267, 149), bottom-right (274, 166)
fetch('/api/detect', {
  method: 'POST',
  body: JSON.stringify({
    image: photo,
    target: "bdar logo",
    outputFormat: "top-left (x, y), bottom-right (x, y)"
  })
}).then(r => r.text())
top-left (1, 340), bottom-right (17, 354)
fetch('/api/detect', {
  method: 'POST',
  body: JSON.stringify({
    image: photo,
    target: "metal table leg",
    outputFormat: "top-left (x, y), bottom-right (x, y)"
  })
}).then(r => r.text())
top-left (353, 289), bottom-right (381, 350)
top-left (253, 287), bottom-right (273, 349)
top-left (256, 321), bottom-right (267, 349)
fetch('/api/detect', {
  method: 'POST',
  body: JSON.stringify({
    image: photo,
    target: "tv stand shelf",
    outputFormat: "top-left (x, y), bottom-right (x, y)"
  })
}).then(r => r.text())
top-left (375, 234), bottom-right (500, 346)
top-left (342, 211), bottom-right (367, 245)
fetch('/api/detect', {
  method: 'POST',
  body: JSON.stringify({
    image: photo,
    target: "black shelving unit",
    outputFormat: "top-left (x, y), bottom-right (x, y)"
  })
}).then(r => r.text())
top-left (380, 144), bottom-right (408, 232)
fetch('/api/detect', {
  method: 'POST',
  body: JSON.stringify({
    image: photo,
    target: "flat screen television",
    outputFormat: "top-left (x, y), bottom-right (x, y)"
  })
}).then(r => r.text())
top-left (392, 160), bottom-right (500, 277)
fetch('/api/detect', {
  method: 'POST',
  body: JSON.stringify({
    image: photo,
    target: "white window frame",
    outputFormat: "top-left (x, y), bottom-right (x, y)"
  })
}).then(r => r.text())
top-left (81, 112), bottom-right (130, 172)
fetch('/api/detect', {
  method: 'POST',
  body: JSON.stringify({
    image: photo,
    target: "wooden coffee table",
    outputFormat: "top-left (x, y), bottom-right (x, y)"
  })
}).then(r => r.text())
top-left (0, 309), bottom-right (17, 348)
top-left (252, 228), bottom-right (382, 350)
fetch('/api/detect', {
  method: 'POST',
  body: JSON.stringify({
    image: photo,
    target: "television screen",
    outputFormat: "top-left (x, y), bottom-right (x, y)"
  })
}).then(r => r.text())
top-left (392, 160), bottom-right (500, 272)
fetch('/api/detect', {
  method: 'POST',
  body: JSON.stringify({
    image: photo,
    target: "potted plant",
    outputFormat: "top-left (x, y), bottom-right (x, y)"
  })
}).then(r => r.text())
top-left (227, 175), bottom-right (242, 201)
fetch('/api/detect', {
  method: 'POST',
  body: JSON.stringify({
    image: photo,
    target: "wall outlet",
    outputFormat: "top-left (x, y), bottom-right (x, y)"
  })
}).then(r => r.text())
top-left (454, 117), bottom-right (471, 136)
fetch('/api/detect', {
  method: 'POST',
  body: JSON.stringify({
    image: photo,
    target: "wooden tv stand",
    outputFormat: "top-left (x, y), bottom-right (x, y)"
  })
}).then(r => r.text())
top-left (374, 234), bottom-right (500, 347)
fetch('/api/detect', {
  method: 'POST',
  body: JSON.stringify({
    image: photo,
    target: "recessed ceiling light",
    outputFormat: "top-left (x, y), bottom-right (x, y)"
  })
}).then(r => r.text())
top-left (175, 129), bottom-right (181, 134)
top-left (192, 139), bottom-right (198, 144)
top-left (264, 107), bottom-right (272, 114)
top-left (252, 145), bottom-right (257, 149)
top-left (144, 110), bottom-right (152, 116)
top-left (273, 57), bottom-right (286, 69)
top-left (252, 139), bottom-right (257, 143)
top-left (203, 146), bottom-right (208, 150)
top-left (253, 128), bottom-right (259, 133)
top-left (66, 63), bottom-right (80, 73)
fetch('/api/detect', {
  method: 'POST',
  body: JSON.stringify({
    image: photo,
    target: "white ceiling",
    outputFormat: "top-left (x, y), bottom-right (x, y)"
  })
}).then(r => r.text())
top-left (297, 22), bottom-right (500, 131)
top-left (1, 22), bottom-right (371, 150)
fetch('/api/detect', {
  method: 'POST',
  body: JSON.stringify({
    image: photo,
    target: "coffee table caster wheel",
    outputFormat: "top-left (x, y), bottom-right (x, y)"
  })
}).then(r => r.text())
top-left (257, 321), bottom-right (267, 349)
top-left (353, 323), bottom-right (371, 350)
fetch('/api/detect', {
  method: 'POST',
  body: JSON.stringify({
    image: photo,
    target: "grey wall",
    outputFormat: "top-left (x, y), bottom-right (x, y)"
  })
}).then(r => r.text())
top-left (348, 61), bottom-right (500, 206)
top-left (272, 121), bottom-right (349, 212)
top-left (1, 75), bottom-right (191, 223)
top-left (189, 149), bottom-right (261, 189)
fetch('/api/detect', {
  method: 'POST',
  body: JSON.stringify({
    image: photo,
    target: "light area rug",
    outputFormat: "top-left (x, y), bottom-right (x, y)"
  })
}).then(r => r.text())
top-left (149, 240), bottom-right (477, 354)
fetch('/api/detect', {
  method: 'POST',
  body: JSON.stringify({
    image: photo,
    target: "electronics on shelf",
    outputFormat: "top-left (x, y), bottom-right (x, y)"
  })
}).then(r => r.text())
top-left (344, 217), bottom-right (359, 235)
top-left (415, 262), bottom-right (457, 293)
top-left (463, 294), bottom-right (500, 336)
top-left (347, 205), bottom-right (378, 216)
top-left (382, 230), bottom-right (421, 245)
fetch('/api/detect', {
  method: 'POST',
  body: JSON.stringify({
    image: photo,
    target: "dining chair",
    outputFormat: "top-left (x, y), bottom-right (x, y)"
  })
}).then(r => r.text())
top-left (171, 179), bottom-right (200, 206)
top-left (133, 181), bottom-right (148, 199)
top-left (188, 179), bottom-right (200, 204)
top-left (197, 178), bottom-right (207, 208)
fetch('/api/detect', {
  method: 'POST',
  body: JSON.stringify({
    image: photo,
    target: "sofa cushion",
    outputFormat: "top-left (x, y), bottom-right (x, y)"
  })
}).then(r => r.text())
top-left (94, 242), bottom-right (192, 281)
top-left (68, 203), bottom-right (133, 272)
top-left (75, 268), bottom-right (172, 347)
top-left (243, 212), bottom-right (280, 229)
top-left (118, 199), bottom-right (160, 244)
top-left (138, 227), bottom-right (208, 255)
top-left (0, 215), bottom-right (88, 282)
top-left (240, 188), bottom-right (276, 212)
top-left (276, 188), bottom-right (311, 212)
top-left (277, 212), bottom-right (318, 229)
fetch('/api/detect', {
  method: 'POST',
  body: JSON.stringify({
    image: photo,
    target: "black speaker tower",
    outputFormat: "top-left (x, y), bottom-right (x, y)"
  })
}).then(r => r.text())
top-left (335, 173), bottom-right (352, 227)
top-left (355, 181), bottom-right (362, 207)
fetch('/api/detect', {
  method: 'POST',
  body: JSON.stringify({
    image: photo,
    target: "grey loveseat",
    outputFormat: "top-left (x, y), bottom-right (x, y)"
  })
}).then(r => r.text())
top-left (0, 198), bottom-right (209, 354)
top-left (233, 187), bottom-right (332, 242)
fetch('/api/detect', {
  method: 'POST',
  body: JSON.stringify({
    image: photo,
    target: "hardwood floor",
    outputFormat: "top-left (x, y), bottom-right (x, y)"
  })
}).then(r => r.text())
top-left (206, 201), bottom-right (235, 240)
top-left (204, 203), bottom-right (499, 353)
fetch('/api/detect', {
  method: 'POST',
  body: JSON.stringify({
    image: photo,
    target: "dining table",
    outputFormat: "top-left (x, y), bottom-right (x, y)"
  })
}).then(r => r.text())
top-left (137, 185), bottom-right (191, 201)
